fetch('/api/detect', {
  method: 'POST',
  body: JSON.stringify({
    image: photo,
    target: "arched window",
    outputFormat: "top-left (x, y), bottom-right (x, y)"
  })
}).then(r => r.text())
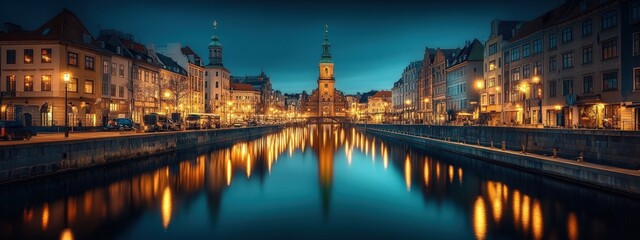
top-left (325, 68), bottom-right (328, 75)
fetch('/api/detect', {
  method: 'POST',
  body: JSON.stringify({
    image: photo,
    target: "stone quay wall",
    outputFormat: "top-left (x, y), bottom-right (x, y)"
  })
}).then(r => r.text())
top-left (355, 124), bottom-right (640, 196)
top-left (0, 126), bottom-right (282, 183)
top-left (356, 124), bottom-right (640, 169)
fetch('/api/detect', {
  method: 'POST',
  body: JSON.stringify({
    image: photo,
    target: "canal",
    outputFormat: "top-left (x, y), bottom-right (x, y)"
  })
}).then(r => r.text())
top-left (1, 125), bottom-right (639, 239)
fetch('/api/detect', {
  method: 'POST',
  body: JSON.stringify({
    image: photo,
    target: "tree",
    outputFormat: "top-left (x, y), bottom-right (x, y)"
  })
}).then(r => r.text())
top-left (162, 75), bottom-right (190, 114)
top-left (126, 68), bottom-right (142, 119)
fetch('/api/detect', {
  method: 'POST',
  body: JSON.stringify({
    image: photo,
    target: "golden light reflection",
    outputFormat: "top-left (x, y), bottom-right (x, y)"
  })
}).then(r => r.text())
top-left (371, 139), bottom-right (376, 162)
top-left (423, 161), bottom-right (430, 187)
top-left (567, 212), bottom-right (578, 240)
top-left (246, 154), bottom-right (252, 178)
top-left (436, 162), bottom-right (441, 181)
top-left (60, 228), bottom-right (74, 240)
top-left (458, 167), bottom-right (463, 184)
top-left (383, 146), bottom-right (388, 170)
top-left (473, 197), bottom-right (487, 240)
top-left (513, 190), bottom-right (521, 229)
top-left (487, 181), bottom-right (503, 223)
top-left (532, 200), bottom-right (543, 240)
top-left (226, 158), bottom-right (232, 186)
top-left (448, 165), bottom-right (454, 183)
top-left (23, 207), bottom-right (34, 223)
top-left (67, 197), bottom-right (77, 224)
top-left (521, 195), bottom-right (531, 232)
top-left (404, 155), bottom-right (411, 191)
top-left (161, 186), bottom-right (172, 229)
top-left (42, 203), bottom-right (49, 230)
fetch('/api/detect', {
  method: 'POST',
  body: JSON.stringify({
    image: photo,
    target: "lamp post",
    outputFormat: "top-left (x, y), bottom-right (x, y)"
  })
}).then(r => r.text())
top-left (423, 97), bottom-right (429, 124)
top-left (63, 72), bottom-right (70, 138)
top-left (404, 99), bottom-right (412, 124)
top-left (475, 80), bottom-right (484, 124)
top-left (533, 76), bottom-right (542, 124)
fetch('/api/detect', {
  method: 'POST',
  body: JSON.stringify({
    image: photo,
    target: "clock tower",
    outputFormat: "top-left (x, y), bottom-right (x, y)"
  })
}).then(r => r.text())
top-left (318, 25), bottom-right (335, 116)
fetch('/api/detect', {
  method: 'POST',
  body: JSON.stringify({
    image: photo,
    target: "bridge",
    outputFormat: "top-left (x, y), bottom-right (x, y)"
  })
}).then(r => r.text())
top-left (306, 116), bottom-right (351, 124)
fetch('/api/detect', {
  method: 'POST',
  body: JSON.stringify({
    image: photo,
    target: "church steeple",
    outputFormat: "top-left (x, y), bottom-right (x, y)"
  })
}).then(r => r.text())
top-left (320, 25), bottom-right (332, 63)
top-left (208, 20), bottom-right (223, 67)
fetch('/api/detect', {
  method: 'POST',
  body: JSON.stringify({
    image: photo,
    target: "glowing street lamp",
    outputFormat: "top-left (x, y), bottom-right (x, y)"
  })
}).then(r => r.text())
top-left (63, 72), bottom-right (70, 138)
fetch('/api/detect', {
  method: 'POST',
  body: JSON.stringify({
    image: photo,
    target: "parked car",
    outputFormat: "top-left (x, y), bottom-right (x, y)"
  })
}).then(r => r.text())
top-left (0, 121), bottom-right (33, 140)
top-left (248, 120), bottom-right (258, 126)
top-left (104, 118), bottom-right (135, 131)
top-left (142, 113), bottom-right (172, 132)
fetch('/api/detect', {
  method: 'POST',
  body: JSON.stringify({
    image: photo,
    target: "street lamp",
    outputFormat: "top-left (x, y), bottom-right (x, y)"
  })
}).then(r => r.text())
top-left (63, 72), bottom-right (70, 138)
top-left (475, 79), bottom-right (485, 123)
top-left (423, 97), bottom-right (430, 124)
top-left (404, 99), bottom-right (412, 124)
top-left (533, 76), bottom-right (542, 124)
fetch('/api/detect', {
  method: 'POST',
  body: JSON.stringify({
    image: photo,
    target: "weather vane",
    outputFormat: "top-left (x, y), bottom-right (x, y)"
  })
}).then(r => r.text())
top-left (213, 20), bottom-right (218, 31)
top-left (325, 24), bottom-right (328, 33)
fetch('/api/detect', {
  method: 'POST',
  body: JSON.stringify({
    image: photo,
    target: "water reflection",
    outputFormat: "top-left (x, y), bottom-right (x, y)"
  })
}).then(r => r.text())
top-left (0, 125), bottom-right (638, 239)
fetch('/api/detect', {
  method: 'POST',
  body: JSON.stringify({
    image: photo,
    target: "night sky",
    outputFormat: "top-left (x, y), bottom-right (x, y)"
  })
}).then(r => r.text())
top-left (2, 0), bottom-right (561, 94)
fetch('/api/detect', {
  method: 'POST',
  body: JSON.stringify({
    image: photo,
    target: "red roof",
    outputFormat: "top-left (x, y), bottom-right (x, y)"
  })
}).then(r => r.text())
top-left (231, 83), bottom-right (257, 92)
top-left (372, 90), bottom-right (391, 98)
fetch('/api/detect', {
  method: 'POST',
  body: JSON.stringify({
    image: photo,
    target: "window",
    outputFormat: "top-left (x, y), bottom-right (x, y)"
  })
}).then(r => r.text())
top-left (6, 50), bottom-right (16, 64)
top-left (68, 78), bottom-right (78, 92)
top-left (504, 51), bottom-right (510, 63)
top-left (635, 68), bottom-right (640, 91)
top-left (85, 56), bottom-right (95, 70)
top-left (533, 39), bottom-right (542, 54)
top-left (582, 45), bottom-right (593, 64)
top-left (549, 56), bottom-right (557, 71)
top-left (583, 76), bottom-right (593, 93)
top-left (85, 80), bottom-right (94, 94)
top-left (23, 75), bottom-right (33, 91)
top-left (533, 62), bottom-right (542, 75)
top-left (602, 11), bottom-right (617, 30)
top-left (216, 71), bottom-right (219, 77)
top-left (489, 94), bottom-right (496, 105)
top-left (109, 63), bottom-right (116, 76)
top-left (603, 72), bottom-right (617, 91)
top-left (215, 94), bottom-right (219, 100)
top-left (562, 27), bottom-right (573, 43)
top-left (511, 48), bottom-right (520, 61)
top-left (602, 38), bottom-right (617, 60)
top-left (633, 2), bottom-right (640, 22)
top-left (522, 44), bottom-right (530, 58)
top-left (119, 64), bottom-right (125, 77)
top-left (23, 49), bottom-right (33, 64)
top-left (582, 19), bottom-right (592, 37)
top-left (110, 84), bottom-right (116, 97)
top-left (523, 64), bottom-right (531, 78)
top-left (144, 71), bottom-right (149, 82)
top-left (512, 67), bottom-right (521, 81)
top-left (489, 60), bottom-right (496, 71)
top-left (119, 86), bottom-right (124, 98)
top-left (103, 61), bottom-right (109, 75)
top-left (488, 77), bottom-right (495, 88)
top-left (68, 52), bottom-right (78, 66)
top-left (634, 32), bottom-right (640, 56)
top-left (152, 73), bottom-right (157, 83)
top-left (6, 75), bottom-right (16, 91)
top-left (549, 33), bottom-right (557, 49)
top-left (488, 43), bottom-right (498, 55)
top-left (41, 75), bottom-right (51, 91)
top-left (215, 81), bottom-right (219, 88)
top-left (41, 48), bottom-right (52, 63)
top-left (102, 79), bottom-right (109, 96)
top-left (562, 52), bottom-right (573, 69)
top-left (563, 79), bottom-right (574, 96)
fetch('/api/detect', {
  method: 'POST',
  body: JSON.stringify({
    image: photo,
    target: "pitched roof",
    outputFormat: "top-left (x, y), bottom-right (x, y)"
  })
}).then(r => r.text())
top-left (0, 9), bottom-right (106, 53)
top-left (181, 46), bottom-right (202, 66)
top-left (230, 83), bottom-right (258, 92)
top-left (372, 90), bottom-right (391, 98)
top-left (156, 53), bottom-right (188, 76)
top-left (448, 39), bottom-right (484, 68)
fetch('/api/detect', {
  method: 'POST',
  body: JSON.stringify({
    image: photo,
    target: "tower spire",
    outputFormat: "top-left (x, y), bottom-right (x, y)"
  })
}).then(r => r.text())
top-left (321, 25), bottom-right (332, 63)
top-left (208, 19), bottom-right (223, 66)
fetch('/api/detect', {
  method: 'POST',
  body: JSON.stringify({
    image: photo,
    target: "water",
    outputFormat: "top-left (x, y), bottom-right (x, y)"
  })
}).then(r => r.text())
top-left (1, 125), bottom-right (639, 239)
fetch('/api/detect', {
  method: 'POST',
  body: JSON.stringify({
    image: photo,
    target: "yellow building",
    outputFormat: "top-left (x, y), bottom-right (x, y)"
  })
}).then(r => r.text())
top-left (367, 91), bottom-right (392, 123)
top-left (204, 21), bottom-right (231, 123)
top-left (229, 83), bottom-right (260, 122)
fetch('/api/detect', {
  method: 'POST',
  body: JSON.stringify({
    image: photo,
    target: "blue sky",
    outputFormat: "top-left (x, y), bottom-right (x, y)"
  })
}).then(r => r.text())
top-left (1, 0), bottom-right (562, 94)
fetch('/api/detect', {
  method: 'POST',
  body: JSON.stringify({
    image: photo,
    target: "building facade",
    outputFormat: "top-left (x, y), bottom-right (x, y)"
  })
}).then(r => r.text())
top-left (204, 21), bottom-right (231, 123)
top-left (304, 26), bottom-right (348, 117)
top-left (445, 40), bottom-right (484, 122)
top-left (0, 9), bottom-right (111, 127)
top-left (367, 90), bottom-right (392, 123)
top-left (229, 83), bottom-right (260, 122)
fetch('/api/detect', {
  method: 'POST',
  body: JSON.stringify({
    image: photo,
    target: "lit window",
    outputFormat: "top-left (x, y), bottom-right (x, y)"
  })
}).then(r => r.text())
top-left (85, 80), bottom-right (94, 94)
top-left (24, 49), bottom-right (33, 64)
top-left (68, 52), bottom-right (78, 66)
top-left (68, 78), bottom-right (78, 92)
top-left (41, 48), bottom-right (52, 63)
top-left (24, 75), bottom-right (33, 91)
top-left (41, 75), bottom-right (51, 91)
